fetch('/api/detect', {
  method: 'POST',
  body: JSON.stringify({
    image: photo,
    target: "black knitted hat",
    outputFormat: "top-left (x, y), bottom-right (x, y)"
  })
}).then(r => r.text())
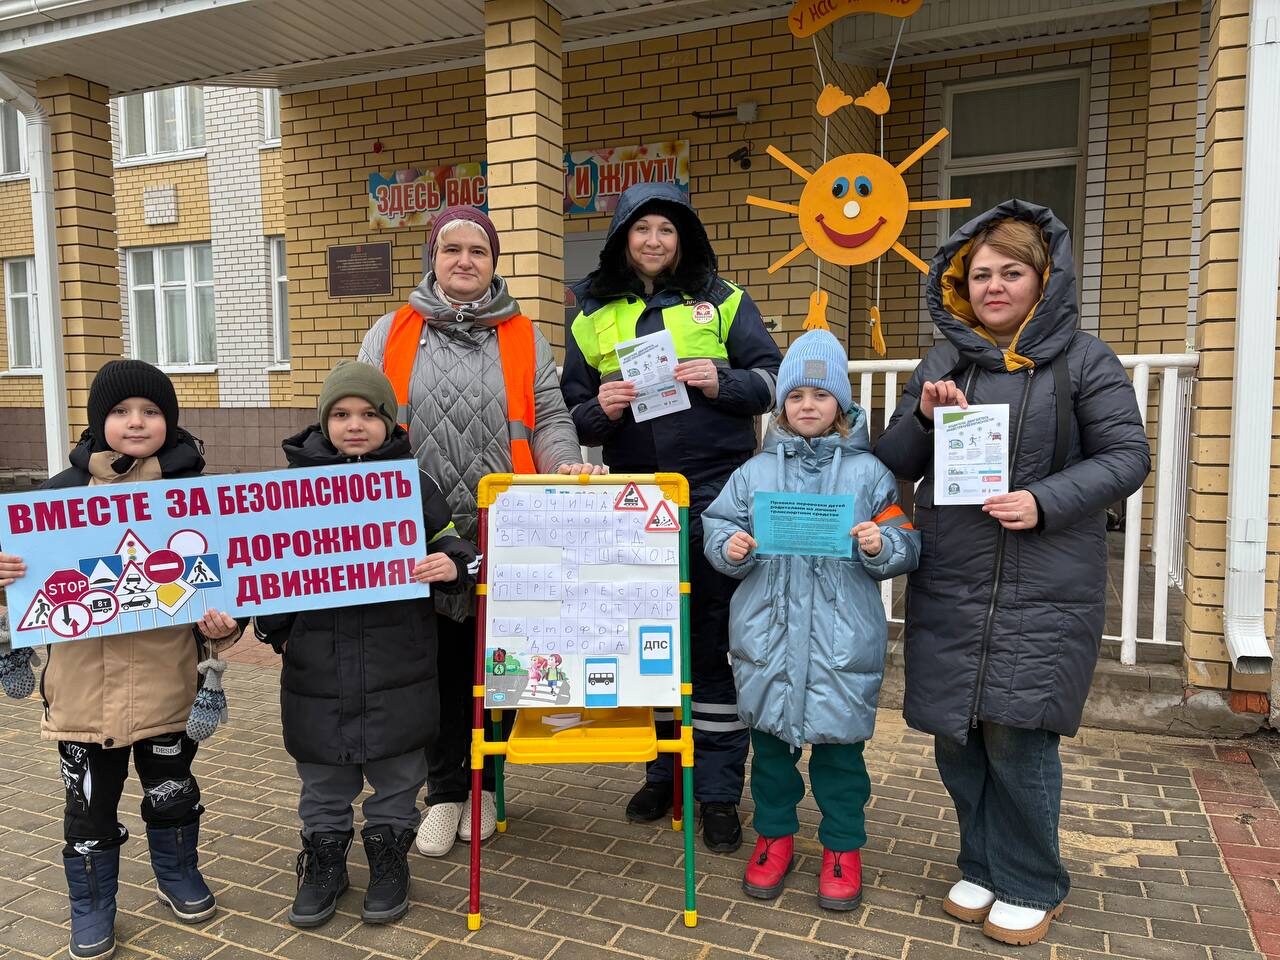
top-left (87, 359), bottom-right (180, 451)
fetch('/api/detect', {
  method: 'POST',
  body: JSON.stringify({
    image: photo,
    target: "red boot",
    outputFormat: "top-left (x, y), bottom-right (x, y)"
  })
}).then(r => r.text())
top-left (818, 848), bottom-right (862, 911)
top-left (742, 835), bottom-right (794, 900)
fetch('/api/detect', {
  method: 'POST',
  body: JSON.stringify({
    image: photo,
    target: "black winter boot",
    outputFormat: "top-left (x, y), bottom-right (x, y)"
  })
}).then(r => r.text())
top-left (63, 847), bottom-right (119, 959)
top-left (360, 824), bottom-right (413, 924)
top-left (288, 830), bottom-right (352, 928)
top-left (146, 823), bottom-right (215, 922)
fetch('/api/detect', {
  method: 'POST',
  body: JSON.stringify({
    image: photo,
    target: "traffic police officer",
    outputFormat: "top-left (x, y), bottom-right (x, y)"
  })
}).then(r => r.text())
top-left (561, 182), bottom-right (782, 852)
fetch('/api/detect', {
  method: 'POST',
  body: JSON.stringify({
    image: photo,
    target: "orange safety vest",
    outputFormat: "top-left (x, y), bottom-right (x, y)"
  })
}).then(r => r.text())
top-left (382, 303), bottom-right (538, 474)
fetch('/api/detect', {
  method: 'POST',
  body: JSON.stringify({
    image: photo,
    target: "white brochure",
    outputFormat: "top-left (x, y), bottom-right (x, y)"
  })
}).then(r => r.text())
top-left (933, 404), bottom-right (1010, 505)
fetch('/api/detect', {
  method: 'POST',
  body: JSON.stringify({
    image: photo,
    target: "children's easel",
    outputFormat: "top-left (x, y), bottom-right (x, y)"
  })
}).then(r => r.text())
top-left (467, 473), bottom-right (696, 930)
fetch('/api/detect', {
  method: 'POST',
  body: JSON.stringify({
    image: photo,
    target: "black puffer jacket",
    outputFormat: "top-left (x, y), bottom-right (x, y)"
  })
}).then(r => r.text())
top-left (255, 425), bottom-right (477, 765)
top-left (875, 200), bottom-right (1150, 744)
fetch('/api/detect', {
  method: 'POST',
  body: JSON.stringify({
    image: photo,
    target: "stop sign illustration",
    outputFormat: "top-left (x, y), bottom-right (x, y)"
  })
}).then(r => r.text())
top-left (44, 569), bottom-right (90, 603)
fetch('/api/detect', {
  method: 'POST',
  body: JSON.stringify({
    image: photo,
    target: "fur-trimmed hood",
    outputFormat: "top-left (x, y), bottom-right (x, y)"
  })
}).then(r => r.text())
top-left (579, 182), bottom-right (717, 301)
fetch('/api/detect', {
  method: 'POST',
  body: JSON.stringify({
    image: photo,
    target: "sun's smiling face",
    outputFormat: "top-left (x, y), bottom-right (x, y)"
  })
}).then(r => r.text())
top-left (798, 154), bottom-right (909, 266)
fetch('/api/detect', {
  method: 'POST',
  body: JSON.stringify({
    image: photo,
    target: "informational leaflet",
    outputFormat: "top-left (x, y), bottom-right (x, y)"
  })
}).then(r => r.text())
top-left (614, 328), bottom-right (690, 423)
top-left (753, 492), bottom-right (854, 558)
top-left (933, 404), bottom-right (1010, 505)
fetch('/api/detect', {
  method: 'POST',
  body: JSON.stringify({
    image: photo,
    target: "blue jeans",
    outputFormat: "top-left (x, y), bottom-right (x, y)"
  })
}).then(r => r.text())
top-left (933, 722), bottom-right (1070, 911)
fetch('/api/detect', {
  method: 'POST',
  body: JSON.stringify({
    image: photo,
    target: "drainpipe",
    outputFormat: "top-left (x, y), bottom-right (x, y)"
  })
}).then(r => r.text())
top-left (0, 72), bottom-right (68, 477)
top-left (1222, 0), bottom-right (1279, 682)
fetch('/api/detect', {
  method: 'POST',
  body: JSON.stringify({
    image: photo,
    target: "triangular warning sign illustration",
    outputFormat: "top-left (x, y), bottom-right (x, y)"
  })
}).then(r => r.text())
top-left (614, 482), bottom-right (648, 511)
top-left (114, 560), bottom-right (157, 598)
top-left (645, 501), bottom-right (680, 532)
top-left (18, 590), bottom-right (53, 630)
top-left (114, 528), bottom-right (152, 566)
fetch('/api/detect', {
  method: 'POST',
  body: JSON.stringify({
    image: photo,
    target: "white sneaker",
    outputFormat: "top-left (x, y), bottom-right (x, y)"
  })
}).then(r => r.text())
top-left (942, 879), bottom-right (996, 923)
top-left (982, 899), bottom-right (1064, 946)
top-left (415, 801), bottom-right (464, 857)
top-left (457, 791), bottom-right (498, 842)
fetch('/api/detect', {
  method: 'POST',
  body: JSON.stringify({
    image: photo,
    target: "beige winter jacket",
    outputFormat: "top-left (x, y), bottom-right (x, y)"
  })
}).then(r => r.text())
top-left (39, 445), bottom-right (240, 746)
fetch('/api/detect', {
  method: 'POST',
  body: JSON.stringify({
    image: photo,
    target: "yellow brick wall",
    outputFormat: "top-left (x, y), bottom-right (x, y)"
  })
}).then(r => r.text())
top-left (1098, 38), bottom-right (1149, 349)
top-left (280, 70), bottom-right (487, 403)
top-left (0, 179), bottom-right (41, 406)
top-left (563, 20), bottom-right (863, 356)
top-left (115, 157), bottom-right (210, 247)
top-left (1137, 2), bottom-right (1201, 354)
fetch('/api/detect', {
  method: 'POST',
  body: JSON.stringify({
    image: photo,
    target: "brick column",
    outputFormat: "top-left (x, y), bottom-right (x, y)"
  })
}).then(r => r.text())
top-left (1182, 0), bottom-right (1276, 702)
top-left (35, 76), bottom-right (121, 436)
top-left (484, 0), bottom-right (564, 347)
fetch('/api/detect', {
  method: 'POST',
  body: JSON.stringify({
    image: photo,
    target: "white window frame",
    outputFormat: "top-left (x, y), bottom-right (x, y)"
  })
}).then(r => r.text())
top-left (269, 236), bottom-right (289, 363)
top-left (941, 69), bottom-right (1089, 250)
top-left (262, 88), bottom-right (281, 145)
top-left (0, 101), bottom-right (27, 177)
top-left (118, 87), bottom-right (205, 162)
top-left (127, 243), bottom-right (216, 369)
top-left (4, 257), bottom-right (39, 371)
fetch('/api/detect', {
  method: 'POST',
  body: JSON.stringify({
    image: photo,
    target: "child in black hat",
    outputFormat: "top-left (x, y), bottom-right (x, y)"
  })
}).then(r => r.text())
top-left (254, 360), bottom-right (477, 930)
top-left (0, 359), bottom-right (243, 960)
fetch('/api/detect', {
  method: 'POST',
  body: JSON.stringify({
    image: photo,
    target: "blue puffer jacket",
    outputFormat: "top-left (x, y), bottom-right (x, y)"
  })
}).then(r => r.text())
top-left (702, 409), bottom-right (921, 748)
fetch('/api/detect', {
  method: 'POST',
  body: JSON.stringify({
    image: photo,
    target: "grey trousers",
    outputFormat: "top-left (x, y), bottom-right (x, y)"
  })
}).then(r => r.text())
top-left (297, 751), bottom-right (428, 837)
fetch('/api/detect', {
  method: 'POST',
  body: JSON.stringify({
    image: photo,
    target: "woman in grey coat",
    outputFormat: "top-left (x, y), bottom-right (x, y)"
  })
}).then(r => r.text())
top-left (875, 201), bottom-right (1149, 946)
top-left (358, 206), bottom-right (601, 859)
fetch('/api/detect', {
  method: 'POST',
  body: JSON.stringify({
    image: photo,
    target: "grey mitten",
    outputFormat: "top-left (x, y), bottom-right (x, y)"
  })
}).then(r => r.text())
top-left (0, 612), bottom-right (38, 699)
top-left (186, 657), bottom-right (228, 742)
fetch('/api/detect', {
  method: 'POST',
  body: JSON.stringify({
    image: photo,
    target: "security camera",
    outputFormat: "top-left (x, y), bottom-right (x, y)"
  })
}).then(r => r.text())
top-left (728, 146), bottom-right (751, 170)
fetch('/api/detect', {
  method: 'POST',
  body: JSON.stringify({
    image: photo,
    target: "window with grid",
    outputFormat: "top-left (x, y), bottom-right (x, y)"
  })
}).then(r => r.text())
top-left (5, 258), bottom-right (38, 370)
top-left (942, 71), bottom-right (1087, 240)
top-left (119, 87), bottom-right (205, 160)
top-left (0, 102), bottom-right (26, 175)
top-left (270, 236), bottom-right (289, 362)
top-left (128, 244), bottom-right (215, 366)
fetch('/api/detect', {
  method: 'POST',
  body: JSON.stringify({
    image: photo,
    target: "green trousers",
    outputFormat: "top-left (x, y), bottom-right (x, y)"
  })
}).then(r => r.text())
top-left (749, 728), bottom-right (871, 852)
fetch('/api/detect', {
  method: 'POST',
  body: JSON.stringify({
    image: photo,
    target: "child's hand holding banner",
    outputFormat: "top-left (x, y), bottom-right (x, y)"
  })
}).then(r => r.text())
top-left (0, 462), bottom-right (425, 648)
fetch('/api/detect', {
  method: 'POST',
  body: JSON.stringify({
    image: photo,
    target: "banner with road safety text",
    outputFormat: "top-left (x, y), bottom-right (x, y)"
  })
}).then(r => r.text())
top-left (0, 462), bottom-right (426, 648)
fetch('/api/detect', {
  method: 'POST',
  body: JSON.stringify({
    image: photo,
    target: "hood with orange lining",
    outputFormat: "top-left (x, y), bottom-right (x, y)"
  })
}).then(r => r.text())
top-left (926, 199), bottom-right (1077, 374)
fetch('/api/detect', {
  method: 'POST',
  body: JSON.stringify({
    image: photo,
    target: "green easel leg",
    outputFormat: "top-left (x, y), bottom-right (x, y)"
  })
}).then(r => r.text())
top-left (682, 760), bottom-right (696, 926)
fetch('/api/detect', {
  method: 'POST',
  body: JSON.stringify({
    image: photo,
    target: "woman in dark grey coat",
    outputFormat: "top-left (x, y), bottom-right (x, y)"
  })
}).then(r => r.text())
top-left (875, 201), bottom-right (1149, 946)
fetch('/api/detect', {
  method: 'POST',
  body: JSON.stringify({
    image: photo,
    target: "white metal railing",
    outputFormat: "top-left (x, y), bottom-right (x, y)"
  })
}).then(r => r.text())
top-left (760, 353), bottom-right (1199, 664)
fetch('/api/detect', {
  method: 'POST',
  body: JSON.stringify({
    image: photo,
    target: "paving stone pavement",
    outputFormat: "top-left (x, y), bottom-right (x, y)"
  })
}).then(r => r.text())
top-left (0, 657), bottom-right (1274, 960)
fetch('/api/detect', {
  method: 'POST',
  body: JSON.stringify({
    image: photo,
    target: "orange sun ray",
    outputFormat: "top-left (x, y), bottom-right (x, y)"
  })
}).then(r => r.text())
top-left (766, 145), bottom-right (813, 182)
top-left (768, 241), bottom-right (810, 274)
top-left (895, 128), bottom-right (951, 175)
top-left (908, 198), bottom-right (972, 211)
top-left (747, 196), bottom-right (802, 215)
top-left (893, 241), bottom-right (929, 275)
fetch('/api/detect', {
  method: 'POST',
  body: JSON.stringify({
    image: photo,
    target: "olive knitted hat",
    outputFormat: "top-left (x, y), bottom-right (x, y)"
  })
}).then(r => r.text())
top-left (317, 360), bottom-right (399, 439)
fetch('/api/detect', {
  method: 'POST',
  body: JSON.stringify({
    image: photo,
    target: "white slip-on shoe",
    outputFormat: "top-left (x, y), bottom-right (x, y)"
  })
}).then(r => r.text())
top-left (982, 899), bottom-right (1065, 946)
top-left (415, 801), bottom-right (464, 857)
top-left (458, 791), bottom-right (497, 842)
top-left (942, 879), bottom-right (997, 923)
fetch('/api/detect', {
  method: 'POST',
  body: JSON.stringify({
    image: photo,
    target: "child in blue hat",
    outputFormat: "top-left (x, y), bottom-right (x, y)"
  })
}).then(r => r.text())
top-left (702, 330), bottom-right (920, 910)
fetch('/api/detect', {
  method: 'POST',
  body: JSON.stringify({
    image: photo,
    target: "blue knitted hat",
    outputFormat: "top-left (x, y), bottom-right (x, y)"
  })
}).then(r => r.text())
top-left (776, 330), bottom-right (852, 412)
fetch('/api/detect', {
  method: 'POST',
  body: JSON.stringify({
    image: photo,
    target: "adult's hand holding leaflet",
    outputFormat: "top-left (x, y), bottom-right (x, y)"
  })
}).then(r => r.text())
top-left (933, 404), bottom-right (1010, 505)
top-left (613, 328), bottom-right (690, 423)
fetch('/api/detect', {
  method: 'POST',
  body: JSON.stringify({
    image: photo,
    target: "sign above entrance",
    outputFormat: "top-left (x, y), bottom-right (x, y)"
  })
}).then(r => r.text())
top-left (366, 141), bottom-right (690, 228)
top-left (564, 140), bottom-right (689, 216)
top-left (368, 162), bottom-right (488, 230)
